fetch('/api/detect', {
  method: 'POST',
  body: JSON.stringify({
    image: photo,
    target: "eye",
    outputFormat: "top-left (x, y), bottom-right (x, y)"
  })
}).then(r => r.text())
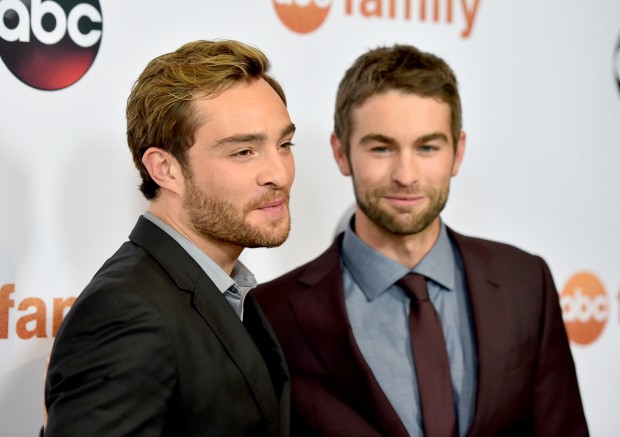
top-left (232, 148), bottom-right (254, 158)
top-left (370, 145), bottom-right (391, 153)
top-left (278, 141), bottom-right (295, 151)
top-left (418, 144), bottom-right (438, 153)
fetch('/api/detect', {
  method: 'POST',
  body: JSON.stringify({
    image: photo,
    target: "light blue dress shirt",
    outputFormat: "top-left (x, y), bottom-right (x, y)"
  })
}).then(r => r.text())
top-left (341, 221), bottom-right (477, 436)
top-left (143, 211), bottom-right (256, 320)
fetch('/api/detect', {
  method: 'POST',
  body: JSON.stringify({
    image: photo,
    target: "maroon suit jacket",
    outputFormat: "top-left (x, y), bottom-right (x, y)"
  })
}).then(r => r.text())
top-left (253, 228), bottom-right (588, 436)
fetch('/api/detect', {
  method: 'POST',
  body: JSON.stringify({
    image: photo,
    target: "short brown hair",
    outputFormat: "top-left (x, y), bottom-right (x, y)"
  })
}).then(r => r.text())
top-left (333, 44), bottom-right (462, 154)
top-left (126, 39), bottom-right (286, 199)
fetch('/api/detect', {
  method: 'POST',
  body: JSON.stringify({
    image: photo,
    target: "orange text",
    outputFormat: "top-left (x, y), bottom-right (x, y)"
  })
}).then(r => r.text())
top-left (0, 283), bottom-right (75, 339)
top-left (344, 0), bottom-right (481, 38)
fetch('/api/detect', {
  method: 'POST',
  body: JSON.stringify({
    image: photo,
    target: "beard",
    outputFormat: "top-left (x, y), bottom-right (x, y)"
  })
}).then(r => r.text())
top-left (353, 178), bottom-right (449, 236)
top-left (183, 176), bottom-right (291, 249)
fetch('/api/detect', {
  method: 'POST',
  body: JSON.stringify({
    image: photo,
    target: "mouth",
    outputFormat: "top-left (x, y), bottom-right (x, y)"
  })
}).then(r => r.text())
top-left (255, 198), bottom-right (287, 215)
top-left (383, 194), bottom-right (425, 208)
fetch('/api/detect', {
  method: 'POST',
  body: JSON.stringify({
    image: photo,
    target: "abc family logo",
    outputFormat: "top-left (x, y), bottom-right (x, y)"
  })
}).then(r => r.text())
top-left (272, 0), bottom-right (481, 38)
top-left (0, 0), bottom-right (102, 91)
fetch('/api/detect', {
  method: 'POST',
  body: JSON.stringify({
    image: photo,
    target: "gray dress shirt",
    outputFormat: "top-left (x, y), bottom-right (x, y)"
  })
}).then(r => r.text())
top-left (143, 211), bottom-right (256, 320)
top-left (341, 221), bottom-right (477, 436)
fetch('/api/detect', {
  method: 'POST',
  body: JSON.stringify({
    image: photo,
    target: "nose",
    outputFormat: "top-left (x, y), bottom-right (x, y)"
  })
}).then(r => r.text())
top-left (257, 147), bottom-right (295, 189)
top-left (391, 152), bottom-right (419, 187)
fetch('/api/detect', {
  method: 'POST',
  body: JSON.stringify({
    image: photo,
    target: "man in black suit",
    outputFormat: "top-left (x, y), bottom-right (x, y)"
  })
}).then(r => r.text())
top-left (254, 44), bottom-right (588, 436)
top-left (43, 39), bottom-right (296, 436)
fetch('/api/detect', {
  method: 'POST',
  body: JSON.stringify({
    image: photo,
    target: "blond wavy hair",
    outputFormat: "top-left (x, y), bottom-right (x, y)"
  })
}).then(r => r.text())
top-left (126, 39), bottom-right (286, 199)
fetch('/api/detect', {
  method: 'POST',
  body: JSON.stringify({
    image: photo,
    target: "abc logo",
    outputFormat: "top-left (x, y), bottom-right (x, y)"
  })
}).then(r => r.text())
top-left (560, 272), bottom-right (609, 345)
top-left (273, 0), bottom-right (332, 34)
top-left (0, 0), bottom-right (102, 90)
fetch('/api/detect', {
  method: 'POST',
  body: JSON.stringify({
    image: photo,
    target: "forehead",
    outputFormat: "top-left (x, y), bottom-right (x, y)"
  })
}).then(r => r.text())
top-left (351, 90), bottom-right (452, 138)
top-left (192, 78), bottom-right (290, 140)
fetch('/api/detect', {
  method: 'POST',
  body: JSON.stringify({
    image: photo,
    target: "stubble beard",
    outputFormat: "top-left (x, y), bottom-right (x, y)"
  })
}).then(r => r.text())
top-left (353, 178), bottom-right (450, 236)
top-left (183, 177), bottom-right (291, 249)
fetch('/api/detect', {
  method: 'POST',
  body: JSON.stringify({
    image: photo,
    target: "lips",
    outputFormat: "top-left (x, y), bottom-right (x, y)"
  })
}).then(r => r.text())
top-left (261, 198), bottom-right (285, 208)
top-left (384, 194), bottom-right (423, 201)
top-left (250, 193), bottom-right (290, 217)
top-left (383, 194), bottom-right (425, 208)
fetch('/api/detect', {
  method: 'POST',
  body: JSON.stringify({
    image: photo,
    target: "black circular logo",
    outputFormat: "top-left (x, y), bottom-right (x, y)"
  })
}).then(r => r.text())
top-left (0, 0), bottom-right (102, 91)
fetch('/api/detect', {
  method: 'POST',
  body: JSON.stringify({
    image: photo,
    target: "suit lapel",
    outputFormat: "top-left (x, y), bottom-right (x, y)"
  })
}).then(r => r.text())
top-left (191, 281), bottom-right (281, 437)
top-left (449, 229), bottom-right (513, 436)
top-left (129, 217), bottom-right (282, 436)
top-left (244, 295), bottom-right (291, 437)
top-left (289, 238), bottom-right (410, 437)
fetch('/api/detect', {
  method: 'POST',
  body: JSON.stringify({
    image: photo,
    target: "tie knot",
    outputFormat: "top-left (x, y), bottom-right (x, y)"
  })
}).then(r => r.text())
top-left (396, 273), bottom-right (429, 303)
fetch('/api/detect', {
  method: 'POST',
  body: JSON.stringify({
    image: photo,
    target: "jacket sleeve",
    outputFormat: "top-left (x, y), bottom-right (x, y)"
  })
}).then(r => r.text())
top-left (44, 288), bottom-right (177, 436)
top-left (532, 257), bottom-right (589, 436)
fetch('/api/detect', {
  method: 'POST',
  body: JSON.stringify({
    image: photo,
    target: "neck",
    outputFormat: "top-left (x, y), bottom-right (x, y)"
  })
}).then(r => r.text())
top-left (353, 208), bottom-right (441, 269)
top-left (148, 202), bottom-right (243, 275)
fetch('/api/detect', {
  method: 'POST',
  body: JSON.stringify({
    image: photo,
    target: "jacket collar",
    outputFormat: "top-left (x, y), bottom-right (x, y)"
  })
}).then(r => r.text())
top-left (291, 235), bottom-right (410, 437)
top-left (129, 216), bottom-right (289, 437)
top-left (291, 227), bottom-right (509, 437)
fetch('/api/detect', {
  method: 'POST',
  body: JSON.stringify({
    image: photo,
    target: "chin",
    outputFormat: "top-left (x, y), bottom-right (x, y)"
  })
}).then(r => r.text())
top-left (261, 227), bottom-right (291, 248)
top-left (239, 223), bottom-right (291, 249)
top-left (243, 236), bottom-right (288, 249)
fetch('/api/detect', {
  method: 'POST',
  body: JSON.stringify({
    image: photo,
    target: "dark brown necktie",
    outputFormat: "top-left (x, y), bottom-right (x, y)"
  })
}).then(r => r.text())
top-left (397, 273), bottom-right (457, 437)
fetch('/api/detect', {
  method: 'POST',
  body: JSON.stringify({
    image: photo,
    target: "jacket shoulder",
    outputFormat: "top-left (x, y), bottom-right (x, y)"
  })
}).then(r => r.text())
top-left (254, 236), bottom-right (342, 302)
top-left (449, 228), bottom-right (544, 263)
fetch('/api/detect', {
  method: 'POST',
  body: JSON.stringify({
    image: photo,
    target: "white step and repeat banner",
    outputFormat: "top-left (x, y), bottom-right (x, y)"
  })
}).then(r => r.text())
top-left (1, 1), bottom-right (619, 435)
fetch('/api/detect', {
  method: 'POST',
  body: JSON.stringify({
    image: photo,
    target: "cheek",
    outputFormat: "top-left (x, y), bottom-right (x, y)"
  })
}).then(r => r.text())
top-left (351, 170), bottom-right (384, 193)
top-left (196, 171), bottom-right (246, 201)
top-left (425, 165), bottom-right (455, 186)
top-left (351, 159), bottom-right (389, 187)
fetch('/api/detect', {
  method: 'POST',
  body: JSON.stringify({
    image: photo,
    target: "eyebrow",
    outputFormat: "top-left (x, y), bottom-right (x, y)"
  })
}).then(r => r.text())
top-left (359, 133), bottom-right (397, 147)
top-left (214, 123), bottom-right (296, 147)
top-left (359, 131), bottom-right (449, 147)
top-left (413, 132), bottom-right (450, 146)
top-left (280, 123), bottom-right (297, 139)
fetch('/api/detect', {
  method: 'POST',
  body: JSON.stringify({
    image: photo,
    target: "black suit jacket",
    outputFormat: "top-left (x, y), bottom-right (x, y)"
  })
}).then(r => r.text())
top-left (253, 228), bottom-right (588, 436)
top-left (45, 216), bottom-right (290, 436)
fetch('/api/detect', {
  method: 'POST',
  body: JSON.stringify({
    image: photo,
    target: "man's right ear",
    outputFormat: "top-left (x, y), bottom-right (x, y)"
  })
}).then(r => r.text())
top-left (330, 133), bottom-right (352, 177)
top-left (141, 147), bottom-right (183, 194)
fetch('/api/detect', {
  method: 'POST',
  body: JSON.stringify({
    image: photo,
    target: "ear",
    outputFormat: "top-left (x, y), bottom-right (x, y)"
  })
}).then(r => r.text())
top-left (451, 131), bottom-right (466, 177)
top-left (142, 147), bottom-right (184, 194)
top-left (330, 132), bottom-right (352, 176)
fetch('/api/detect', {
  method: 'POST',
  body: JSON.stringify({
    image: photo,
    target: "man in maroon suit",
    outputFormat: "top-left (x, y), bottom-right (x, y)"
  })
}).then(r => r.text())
top-left (253, 44), bottom-right (588, 436)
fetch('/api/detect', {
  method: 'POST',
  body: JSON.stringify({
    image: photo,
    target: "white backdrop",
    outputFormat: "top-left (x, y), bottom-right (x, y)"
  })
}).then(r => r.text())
top-left (1, 1), bottom-right (619, 435)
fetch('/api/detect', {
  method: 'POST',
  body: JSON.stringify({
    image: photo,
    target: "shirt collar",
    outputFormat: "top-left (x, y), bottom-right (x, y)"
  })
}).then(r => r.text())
top-left (143, 211), bottom-right (256, 294)
top-left (341, 217), bottom-right (456, 301)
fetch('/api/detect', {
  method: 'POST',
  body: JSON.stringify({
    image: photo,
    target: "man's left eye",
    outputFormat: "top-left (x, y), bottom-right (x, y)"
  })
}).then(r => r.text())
top-left (419, 145), bottom-right (436, 152)
top-left (279, 142), bottom-right (294, 150)
top-left (234, 149), bottom-right (253, 157)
